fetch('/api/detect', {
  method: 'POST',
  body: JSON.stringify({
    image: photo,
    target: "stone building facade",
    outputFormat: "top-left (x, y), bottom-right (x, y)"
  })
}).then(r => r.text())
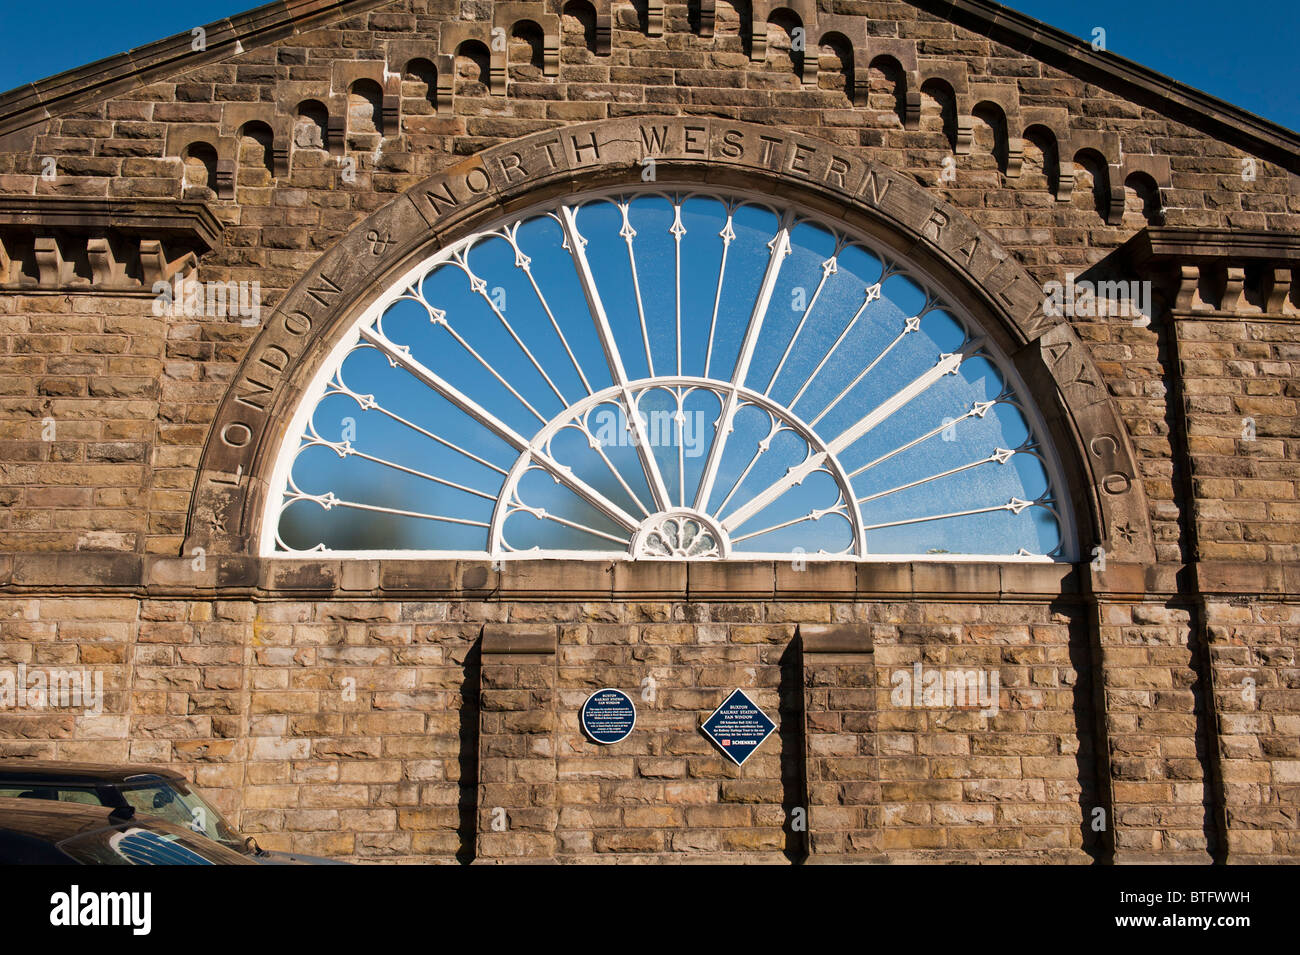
top-left (0, 0), bottom-right (1296, 863)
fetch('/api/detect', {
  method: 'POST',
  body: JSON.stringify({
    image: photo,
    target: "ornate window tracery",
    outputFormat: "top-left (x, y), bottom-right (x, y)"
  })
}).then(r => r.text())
top-left (264, 186), bottom-right (1071, 560)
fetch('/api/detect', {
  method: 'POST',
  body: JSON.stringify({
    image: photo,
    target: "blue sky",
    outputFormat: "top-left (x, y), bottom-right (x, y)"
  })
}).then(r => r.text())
top-left (0, 0), bottom-right (1294, 130)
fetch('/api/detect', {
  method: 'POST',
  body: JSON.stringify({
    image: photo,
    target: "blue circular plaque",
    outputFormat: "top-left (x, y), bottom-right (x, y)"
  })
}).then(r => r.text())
top-left (581, 688), bottom-right (636, 744)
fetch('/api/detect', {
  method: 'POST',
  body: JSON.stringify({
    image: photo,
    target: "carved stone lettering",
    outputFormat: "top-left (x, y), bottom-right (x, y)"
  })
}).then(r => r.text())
top-left (1090, 433), bottom-right (1119, 458)
top-left (718, 128), bottom-right (744, 160)
top-left (1019, 305), bottom-right (1058, 341)
top-left (684, 125), bottom-right (707, 155)
top-left (186, 119), bottom-right (1153, 563)
top-left (858, 169), bottom-right (892, 206)
top-left (234, 376), bottom-right (275, 411)
top-left (538, 138), bottom-right (563, 170)
top-left (305, 273), bottom-right (341, 308)
top-left (209, 465), bottom-right (244, 486)
top-left (923, 208), bottom-right (949, 242)
top-left (1089, 434), bottom-right (1133, 496)
top-left (365, 230), bottom-right (394, 255)
top-left (641, 125), bottom-right (671, 155)
top-left (825, 155), bottom-right (850, 189)
top-left (570, 132), bottom-right (601, 164)
top-left (1102, 471), bottom-right (1133, 495)
top-left (258, 345), bottom-right (291, 374)
top-left (1044, 340), bottom-right (1070, 368)
top-left (221, 422), bottom-right (253, 448)
top-left (424, 180), bottom-right (460, 214)
top-left (465, 167), bottom-right (490, 194)
top-left (788, 142), bottom-right (814, 174)
top-left (498, 152), bottom-right (527, 182)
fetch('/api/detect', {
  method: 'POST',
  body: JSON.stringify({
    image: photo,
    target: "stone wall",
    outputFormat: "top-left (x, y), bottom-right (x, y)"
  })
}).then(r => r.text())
top-left (0, 564), bottom-right (1111, 863)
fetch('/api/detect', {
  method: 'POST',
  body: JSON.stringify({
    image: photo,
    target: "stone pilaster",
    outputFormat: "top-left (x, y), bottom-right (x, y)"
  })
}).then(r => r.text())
top-left (475, 625), bottom-right (558, 863)
top-left (799, 624), bottom-right (880, 863)
top-left (1089, 567), bottom-right (1219, 863)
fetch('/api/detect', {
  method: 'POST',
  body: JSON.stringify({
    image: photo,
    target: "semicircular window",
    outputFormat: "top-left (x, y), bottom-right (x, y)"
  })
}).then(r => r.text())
top-left (266, 188), bottom-right (1071, 560)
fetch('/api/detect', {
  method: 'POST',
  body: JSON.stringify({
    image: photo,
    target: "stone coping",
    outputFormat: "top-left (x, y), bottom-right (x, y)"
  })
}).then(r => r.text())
top-left (0, 196), bottom-right (223, 249)
top-left (0, 553), bottom-right (1294, 600)
top-left (1122, 227), bottom-right (1300, 267)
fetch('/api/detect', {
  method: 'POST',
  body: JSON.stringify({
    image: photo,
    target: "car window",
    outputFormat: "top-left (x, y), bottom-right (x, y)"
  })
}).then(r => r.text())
top-left (57, 789), bottom-right (104, 806)
top-left (118, 782), bottom-right (242, 850)
top-left (121, 786), bottom-right (190, 824)
top-left (0, 785), bottom-right (105, 805)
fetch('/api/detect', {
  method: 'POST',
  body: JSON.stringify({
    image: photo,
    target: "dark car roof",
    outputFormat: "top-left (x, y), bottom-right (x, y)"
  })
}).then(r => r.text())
top-left (0, 796), bottom-right (132, 841)
top-left (0, 759), bottom-right (185, 786)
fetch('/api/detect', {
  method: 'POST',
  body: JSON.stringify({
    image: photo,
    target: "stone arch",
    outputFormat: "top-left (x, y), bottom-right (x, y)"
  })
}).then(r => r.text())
top-left (1124, 171), bottom-right (1164, 226)
top-left (867, 55), bottom-right (907, 126)
top-left (716, 0), bottom-right (750, 57)
top-left (347, 78), bottom-right (383, 143)
top-left (454, 40), bottom-right (492, 95)
top-left (236, 121), bottom-right (274, 183)
top-left (186, 119), bottom-right (1153, 567)
top-left (1073, 148), bottom-right (1113, 221)
top-left (751, 0), bottom-right (814, 65)
top-left (180, 141), bottom-right (218, 199)
top-left (293, 100), bottom-right (328, 151)
top-left (1022, 123), bottom-right (1061, 199)
top-left (401, 59), bottom-right (439, 114)
top-left (971, 101), bottom-right (1009, 176)
top-left (920, 77), bottom-right (958, 152)
top-left (562, 0), bottom-right (599, 55)
top-left (507, 19), bottom-right (546, 75)
top-left (816, 32), bottom-right (854, 105)
top-left (764, 9), bottom-right (806, 84)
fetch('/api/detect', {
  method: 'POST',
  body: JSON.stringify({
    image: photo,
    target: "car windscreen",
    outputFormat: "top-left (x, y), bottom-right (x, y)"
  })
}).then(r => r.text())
top-left (116, 779), bottom-right (243, 851)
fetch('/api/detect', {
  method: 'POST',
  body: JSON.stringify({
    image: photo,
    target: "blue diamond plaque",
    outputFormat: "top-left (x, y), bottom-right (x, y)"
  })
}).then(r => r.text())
top-left (700, 689), bottom-right (776, 766)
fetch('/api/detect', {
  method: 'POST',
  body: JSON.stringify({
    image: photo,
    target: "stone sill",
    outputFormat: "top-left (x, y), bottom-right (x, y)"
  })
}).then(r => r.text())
top-left (1, 552), bottom-right (1294, 600)
top-left (0, 552), bottom-right (1074, 599)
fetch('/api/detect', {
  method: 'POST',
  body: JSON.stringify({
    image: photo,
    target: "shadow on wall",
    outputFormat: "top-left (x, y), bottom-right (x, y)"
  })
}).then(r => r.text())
top-left (780, 639), bottom-right (810, 863)
top-left (457, 639), bottom-right (482, 864)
